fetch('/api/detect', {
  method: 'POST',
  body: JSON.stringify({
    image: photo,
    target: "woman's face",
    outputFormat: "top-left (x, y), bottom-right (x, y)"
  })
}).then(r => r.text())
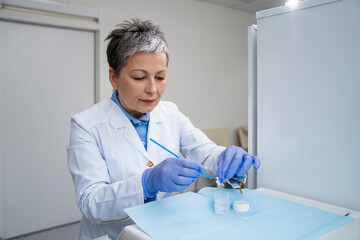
top-left (109, 51), bottom-right (167, 119)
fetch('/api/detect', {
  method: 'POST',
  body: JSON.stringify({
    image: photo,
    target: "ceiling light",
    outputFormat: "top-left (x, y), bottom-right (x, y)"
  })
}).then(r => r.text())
top-left (285, 0), bottom-right (300, 6)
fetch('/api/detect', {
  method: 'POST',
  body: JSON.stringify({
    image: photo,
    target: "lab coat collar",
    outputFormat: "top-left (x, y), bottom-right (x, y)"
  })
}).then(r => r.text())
top-left (108, 100), bottom-right (165, 161)
top-left (108, 100), bottom-right (128, 129)
top-left (149, 104), bottom-right (165, 123)
top-left (108, 100), bottom-right (165, 129)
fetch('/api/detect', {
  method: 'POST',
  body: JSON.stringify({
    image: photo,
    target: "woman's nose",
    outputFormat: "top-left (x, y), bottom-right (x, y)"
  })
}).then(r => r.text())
top-left (145, 78), bottom-right (156, 94)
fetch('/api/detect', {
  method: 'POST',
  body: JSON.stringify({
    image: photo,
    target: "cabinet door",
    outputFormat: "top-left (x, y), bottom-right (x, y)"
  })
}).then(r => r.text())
top-left (256, 0), bottom-right (360, 211)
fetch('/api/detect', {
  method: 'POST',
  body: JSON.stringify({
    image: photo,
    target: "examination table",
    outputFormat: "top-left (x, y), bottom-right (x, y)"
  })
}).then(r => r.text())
top-left (117, 187), bottom-right (360, 240)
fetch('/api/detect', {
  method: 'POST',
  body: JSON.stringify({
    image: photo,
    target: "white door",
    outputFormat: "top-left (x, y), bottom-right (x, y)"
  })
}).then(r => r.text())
top-left (0, 20), bottom-right (95, 238)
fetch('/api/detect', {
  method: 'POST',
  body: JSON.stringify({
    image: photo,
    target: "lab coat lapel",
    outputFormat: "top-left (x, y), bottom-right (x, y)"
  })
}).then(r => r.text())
top-left (147, 108), bottom-right (165, 164)
top-left (124, 122), bottom-right (150, 159)
top-left (108, 101), bottom-right (151, 161)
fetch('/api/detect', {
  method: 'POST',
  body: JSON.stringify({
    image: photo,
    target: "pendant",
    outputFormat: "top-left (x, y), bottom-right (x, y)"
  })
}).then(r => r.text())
top-left (147, 161), bottom-right (154, 167)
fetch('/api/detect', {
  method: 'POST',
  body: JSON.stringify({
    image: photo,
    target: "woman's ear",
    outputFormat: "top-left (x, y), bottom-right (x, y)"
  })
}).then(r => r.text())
top-left (109, 67), bottom-right (118, 90)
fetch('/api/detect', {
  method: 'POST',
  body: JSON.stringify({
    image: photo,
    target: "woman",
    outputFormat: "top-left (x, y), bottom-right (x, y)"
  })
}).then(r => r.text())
top-left (67, 19), bottom-right (260, 240)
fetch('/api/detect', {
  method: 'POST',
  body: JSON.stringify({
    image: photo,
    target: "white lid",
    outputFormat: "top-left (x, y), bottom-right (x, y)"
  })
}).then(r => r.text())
top-left (233, 201), bottom-right (249, 212)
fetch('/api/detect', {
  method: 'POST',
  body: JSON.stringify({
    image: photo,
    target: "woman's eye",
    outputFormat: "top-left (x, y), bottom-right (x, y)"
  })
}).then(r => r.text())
top-left (156, 77), bottom-right (165, 81)
top-left (133, 77), bottom-right (145, 80)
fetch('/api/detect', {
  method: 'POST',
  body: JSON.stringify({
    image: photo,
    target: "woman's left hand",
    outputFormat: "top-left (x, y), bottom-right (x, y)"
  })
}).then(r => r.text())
top-left (216, 145), bottom-right (261, 184)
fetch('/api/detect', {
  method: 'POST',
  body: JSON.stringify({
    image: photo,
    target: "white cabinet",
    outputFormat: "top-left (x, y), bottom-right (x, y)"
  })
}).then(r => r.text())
top-left (252, 0), bottom-right (360, 212)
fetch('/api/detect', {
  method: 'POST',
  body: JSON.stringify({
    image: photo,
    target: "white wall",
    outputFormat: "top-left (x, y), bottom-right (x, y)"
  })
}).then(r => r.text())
top-left (56, 0), bottom-right (256, 145)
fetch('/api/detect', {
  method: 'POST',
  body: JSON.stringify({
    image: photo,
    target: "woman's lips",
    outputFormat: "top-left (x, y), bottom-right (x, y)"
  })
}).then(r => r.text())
top-left (141, 99), bottom-right (155, 104)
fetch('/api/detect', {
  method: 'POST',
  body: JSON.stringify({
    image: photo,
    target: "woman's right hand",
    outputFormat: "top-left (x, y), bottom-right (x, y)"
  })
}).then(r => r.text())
top-left (142, 158), bottom-right (202, 198)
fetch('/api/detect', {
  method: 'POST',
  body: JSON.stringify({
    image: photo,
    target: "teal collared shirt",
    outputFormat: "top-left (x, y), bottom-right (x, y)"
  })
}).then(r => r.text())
top-left (111, 90), bottom-right (150, 149)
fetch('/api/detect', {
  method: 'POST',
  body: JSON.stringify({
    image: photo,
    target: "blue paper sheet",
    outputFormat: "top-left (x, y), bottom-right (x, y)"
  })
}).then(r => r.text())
top-left (124, 188), bottom-right (355, 240)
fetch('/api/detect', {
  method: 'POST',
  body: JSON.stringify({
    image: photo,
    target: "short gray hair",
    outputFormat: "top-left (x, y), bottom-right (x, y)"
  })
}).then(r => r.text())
top-left (105, 18), bottom-right (169, 77)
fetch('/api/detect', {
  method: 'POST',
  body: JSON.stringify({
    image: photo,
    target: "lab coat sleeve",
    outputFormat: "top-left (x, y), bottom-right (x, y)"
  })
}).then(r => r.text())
top-left (67, 118), bottom-right (144, 224)
top-left (177, 110), bottom-right (225, 178)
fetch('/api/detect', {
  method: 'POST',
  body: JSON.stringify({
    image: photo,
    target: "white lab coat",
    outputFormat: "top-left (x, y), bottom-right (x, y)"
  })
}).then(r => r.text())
top-left (67, 99), bottom-right (225, 240)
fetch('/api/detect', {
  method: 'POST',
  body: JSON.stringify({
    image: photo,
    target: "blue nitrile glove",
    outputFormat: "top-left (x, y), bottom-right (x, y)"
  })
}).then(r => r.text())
top-left (216, 145), bottom-right (261, 184)
top-left (142, 158), bottom-right (202, 198)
